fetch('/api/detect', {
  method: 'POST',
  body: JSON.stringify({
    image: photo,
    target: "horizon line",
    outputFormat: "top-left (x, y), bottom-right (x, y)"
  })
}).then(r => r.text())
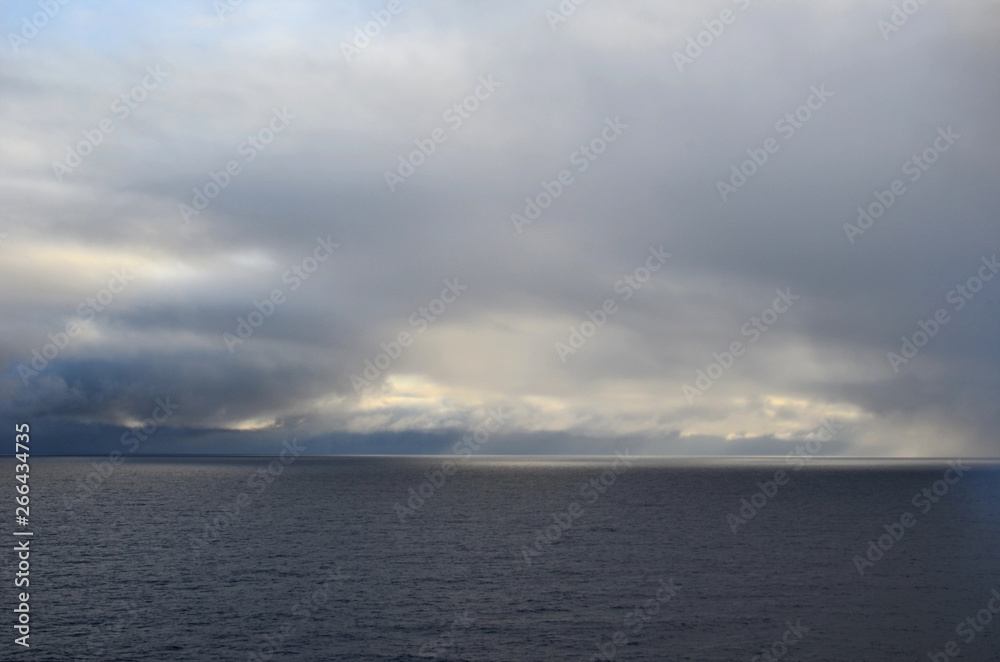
top-left (4, 453), bottom-right (999, 461)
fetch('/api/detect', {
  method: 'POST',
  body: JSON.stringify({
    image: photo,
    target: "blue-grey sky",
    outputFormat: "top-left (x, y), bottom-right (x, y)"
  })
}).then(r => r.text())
top-left (1, 0), bottom-right (998, 456)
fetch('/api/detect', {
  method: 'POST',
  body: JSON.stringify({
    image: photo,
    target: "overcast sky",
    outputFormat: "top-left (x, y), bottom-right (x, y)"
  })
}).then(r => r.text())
top-left (1, 0), bottom-right (997, 456)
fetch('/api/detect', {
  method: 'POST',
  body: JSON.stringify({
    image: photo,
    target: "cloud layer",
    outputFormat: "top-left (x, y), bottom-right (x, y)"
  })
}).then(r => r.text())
top-left (1, 0), bottom-right (998, 456)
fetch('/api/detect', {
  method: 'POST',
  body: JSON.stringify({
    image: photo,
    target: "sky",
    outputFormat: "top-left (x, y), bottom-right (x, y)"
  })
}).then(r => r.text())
top-left (0, 0), bottom-right (997, 456)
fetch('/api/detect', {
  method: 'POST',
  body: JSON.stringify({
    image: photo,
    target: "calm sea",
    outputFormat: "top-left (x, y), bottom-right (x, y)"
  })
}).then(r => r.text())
top-left (5, 456), bottom-right (1000, 661)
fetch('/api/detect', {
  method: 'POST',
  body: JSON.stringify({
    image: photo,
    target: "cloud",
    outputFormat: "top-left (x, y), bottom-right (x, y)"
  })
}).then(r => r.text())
top-left (1, 0), bottom-right (997, 456)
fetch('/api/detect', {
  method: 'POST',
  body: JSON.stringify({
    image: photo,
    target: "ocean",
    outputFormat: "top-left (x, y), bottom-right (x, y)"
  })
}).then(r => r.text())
top-left (7, 456), bottom-right (1000, 661)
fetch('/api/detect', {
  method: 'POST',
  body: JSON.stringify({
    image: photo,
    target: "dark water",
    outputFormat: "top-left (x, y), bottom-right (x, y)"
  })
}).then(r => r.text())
top-left (5, 456), bottom-right (1000, 661)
